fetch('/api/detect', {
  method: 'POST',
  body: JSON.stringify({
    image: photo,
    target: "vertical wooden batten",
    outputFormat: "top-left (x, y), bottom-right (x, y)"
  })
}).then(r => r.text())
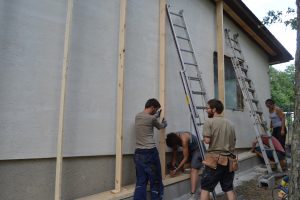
top-left (216, 0), bottom-right (225, 106)
top-left (159, 0), bottom-right (167, 179)
top-left (54, 0), bottom-right (73, 199)
top-left (112, 0), bottom-right (127, 194)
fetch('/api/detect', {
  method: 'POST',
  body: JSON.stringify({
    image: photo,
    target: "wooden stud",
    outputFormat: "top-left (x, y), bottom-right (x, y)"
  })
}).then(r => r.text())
top-left (112, 0), bottom-right (127, 194)
top-left (216, 0), bottom-right (225, 106)
top-left (159, 0), bottom-right (166, 179)
top-left (223, 3), bottom-right (276, 56)
top-left (54, 0), bottom-right (73, 199)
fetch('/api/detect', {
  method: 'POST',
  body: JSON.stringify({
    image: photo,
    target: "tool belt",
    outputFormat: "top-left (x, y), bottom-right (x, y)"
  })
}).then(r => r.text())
top-left (202, 153), bottom-right (238, 172)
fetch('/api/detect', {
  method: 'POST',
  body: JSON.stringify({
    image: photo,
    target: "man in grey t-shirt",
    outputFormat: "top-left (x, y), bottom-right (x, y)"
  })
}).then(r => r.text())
top-left (133, 98), bottom-right (167, 200)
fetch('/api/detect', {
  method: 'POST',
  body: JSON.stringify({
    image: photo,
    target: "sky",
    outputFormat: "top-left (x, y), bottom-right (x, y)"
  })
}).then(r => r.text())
top-left (242, 0), bottom-right (296, 71)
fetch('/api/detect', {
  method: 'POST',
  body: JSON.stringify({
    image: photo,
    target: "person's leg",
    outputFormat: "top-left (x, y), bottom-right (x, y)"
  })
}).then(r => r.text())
top-left (200, 190), bottom-right (210, 200)
top-left (148, 149), bottom-right (163, 200)
top-left (273, 127), bottom-right (286, 148)
top-left (278, 127), bottom-right (287, 149)
top-left (133, 151), bottom-right (149, 200)
top-left (190, 150), bottom-right (202, 194)
top-left (200, 166), bottom-right (220, 200)
top-left (225, 191), bottom-right (236, 200)
top-left (220, 165), bottom-right (235, 200)
top-left (190, 168), bottom-right (199, 194)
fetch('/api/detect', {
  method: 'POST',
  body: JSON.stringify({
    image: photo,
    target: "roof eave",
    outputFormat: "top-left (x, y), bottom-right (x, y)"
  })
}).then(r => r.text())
top-left (222, 0), bottom-right (293, 64)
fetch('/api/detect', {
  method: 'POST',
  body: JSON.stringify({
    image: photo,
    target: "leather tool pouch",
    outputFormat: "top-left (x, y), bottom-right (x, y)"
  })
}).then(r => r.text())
top-left (228, 155), bottom-right (238, 172)
top-left (202, 153), bottom-right (219, 169)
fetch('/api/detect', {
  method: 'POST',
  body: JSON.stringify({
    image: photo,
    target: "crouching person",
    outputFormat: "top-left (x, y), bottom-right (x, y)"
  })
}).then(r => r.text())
top-left (251, 135), bottom-right (287, 170)
top-left (166, 131), bottom-right (202, 200)
top-left (200, 99), bottom-right (237, 200)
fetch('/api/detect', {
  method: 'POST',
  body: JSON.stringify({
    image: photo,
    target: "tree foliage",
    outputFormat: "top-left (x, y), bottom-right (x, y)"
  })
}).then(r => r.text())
top-left (269, 65), bottom-right (295, 112)
top-left (263, 1), bottom-right (300, 199)
top-left (263, 7), bottom-right (297, 30)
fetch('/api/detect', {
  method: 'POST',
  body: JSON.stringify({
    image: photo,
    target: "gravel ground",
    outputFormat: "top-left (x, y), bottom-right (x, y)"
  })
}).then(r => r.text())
top-left (216, 175), bottom-right (284, 200)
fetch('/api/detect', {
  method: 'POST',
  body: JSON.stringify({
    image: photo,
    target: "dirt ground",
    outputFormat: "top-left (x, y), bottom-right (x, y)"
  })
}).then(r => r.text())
top-left (216, 176), bottom-right (283, 200)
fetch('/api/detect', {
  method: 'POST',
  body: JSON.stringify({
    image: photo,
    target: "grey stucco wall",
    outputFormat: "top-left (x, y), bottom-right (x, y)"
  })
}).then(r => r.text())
top-left (223, 15), bottom-right (271, 148)
top-left (0, 0), bottom-right (271, 159)
top-left (0, 156), bottom-right (135, 200)
top-left (0, 0), bottom-right (65, 160)
top-left (0, 0), bottom-right (276, 199)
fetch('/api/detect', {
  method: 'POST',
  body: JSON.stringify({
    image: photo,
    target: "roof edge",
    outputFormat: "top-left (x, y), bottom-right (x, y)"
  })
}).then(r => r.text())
top-left (223, 0), bottom-right (293, 64)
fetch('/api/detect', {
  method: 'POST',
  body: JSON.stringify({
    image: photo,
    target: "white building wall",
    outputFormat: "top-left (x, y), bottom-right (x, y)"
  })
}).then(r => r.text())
top-left (0, 0), bottom-right (272, 160)
top-left (223, 16), bottom-right (271, 148)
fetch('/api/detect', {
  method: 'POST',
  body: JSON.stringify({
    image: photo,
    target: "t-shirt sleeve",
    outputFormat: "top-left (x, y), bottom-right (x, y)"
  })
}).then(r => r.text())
top-left (203, 120), bottom-right (212, 137)
top-left (152, 117), bottom-right (166, 129)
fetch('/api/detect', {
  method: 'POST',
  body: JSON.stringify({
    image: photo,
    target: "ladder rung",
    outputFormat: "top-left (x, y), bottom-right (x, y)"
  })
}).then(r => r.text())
top-left (248, 87), bottom-right (255, 93)
top-left (243, 77), bottom-right (251, 82)
top-left (257, 135), bottom-right (271, 139)
top-left (241, 66), bottom-right (248, 72)
top-left (197, 123), bottom-right (204, 126)
top-left (173, 24), bottom-right (186, 29)
top-left (176, 36), bottom-right (190, 41)
top-left (230, 38), bottom-right (238, 43)
top-left (234, 47), bottom-right (241, 52)
top-left (184, 62), bottom-right (197, 66)
top-left (188, 76), bottom-right (200, 81)
top-left (192, 91), bottom-right (206, 95)
top-left (170, 11), bottom-right (183, 17)
top-left (237, 57), bottom-right (244, 62)
top-left (196, 106), bottom-right (207, 110)
top-left (180, 49), bottom-right (194, 53)
top-left (256, 110), bottom-right (263, 115)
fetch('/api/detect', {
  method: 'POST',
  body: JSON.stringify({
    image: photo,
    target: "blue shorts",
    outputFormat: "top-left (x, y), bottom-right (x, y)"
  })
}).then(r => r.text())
top-left (189, 149), bottom-right (202, 169)
top-left (255, 147), bottom-right (285, 160)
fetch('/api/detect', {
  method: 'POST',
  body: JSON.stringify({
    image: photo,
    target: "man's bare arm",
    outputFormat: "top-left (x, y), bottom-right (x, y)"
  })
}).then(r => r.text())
top-left (203, 136), bottom-right (211, 144)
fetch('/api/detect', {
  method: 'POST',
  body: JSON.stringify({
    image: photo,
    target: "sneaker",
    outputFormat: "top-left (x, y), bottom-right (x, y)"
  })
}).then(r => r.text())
top-left (187, 193), bottom-right (196, 200)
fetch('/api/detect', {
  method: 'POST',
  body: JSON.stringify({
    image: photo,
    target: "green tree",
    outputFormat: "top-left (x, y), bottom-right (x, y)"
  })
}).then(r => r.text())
top-left (263, 2), bottom-right (300, 199)
top-left (269, 65), bottom-right (295, 112)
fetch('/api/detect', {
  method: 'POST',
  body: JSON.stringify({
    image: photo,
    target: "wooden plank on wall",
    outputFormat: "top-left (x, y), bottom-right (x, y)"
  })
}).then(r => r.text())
top-left (112, 0), bottom-right (127, 194)
top-left (54, 0), bottom-right (73, 199)
top-left (216, 0), bottom-right (225, 106)
top-left (159, 0), bottom-right (166, 179)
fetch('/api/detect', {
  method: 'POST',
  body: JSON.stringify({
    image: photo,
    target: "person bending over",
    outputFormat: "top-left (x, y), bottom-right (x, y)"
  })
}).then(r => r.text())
top-left (166, 131), bottom-right (202, 200)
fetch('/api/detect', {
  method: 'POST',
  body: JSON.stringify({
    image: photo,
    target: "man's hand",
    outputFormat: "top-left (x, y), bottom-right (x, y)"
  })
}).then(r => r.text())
top-left (281, 129), bottom-right (285, 136)
top-left (154, 109), bottom-right (162, 118)
top-left (161, 118), bottom-right (167, 128)
top-left (170, 168), bottom-right (177, 176)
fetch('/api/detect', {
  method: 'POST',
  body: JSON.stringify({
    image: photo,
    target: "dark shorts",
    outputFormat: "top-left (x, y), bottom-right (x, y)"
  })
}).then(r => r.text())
top-left (272, 127), bottom-right (287, 150)
top-left (201, 164), bottom-right (234, 192)
top-left (189, 149), bottom-right (202, 169)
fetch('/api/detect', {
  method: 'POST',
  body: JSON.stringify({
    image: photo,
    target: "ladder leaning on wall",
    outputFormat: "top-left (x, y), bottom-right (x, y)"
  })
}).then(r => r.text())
top-left (224, 28), bottom-right (282, 174)
top-left (166, 5), bottom-right (217, 200)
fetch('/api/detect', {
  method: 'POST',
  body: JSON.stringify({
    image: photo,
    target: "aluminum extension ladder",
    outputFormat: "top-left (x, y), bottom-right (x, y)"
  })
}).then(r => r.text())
top-left (224, 28), bottom-right (282, 174)
top-left (166, 5), bottom-right (216, 200)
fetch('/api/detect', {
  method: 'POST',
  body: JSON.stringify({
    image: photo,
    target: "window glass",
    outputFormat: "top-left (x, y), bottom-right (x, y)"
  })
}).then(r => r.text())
top-left (214, 52), bottom-right (244, 110)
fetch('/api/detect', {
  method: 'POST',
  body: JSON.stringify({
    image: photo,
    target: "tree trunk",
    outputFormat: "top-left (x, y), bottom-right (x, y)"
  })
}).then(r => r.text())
top-left (289, 0), bottom-right (300, 199)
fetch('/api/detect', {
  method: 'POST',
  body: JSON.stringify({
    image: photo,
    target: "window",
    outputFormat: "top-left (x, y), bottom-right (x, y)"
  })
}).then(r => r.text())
top-left (213, 52), bottom-right (244, 110)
